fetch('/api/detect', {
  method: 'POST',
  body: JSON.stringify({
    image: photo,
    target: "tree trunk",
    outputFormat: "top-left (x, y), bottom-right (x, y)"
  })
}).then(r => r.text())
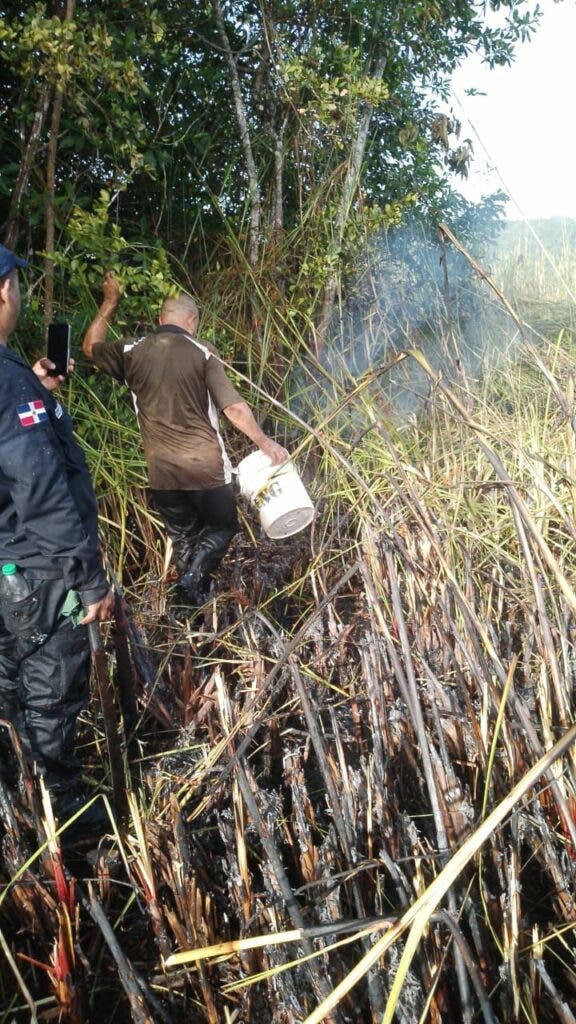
top-left (315, 56), bottom-right (386, 358)
top-left (4, 85), bottom-right (52, 249)
top-left (272, 115), bottom-right (288, 234)
top-left (44, 0), bottom-right (76, 324)
top-left (212, 0), bottom-right (261, 265)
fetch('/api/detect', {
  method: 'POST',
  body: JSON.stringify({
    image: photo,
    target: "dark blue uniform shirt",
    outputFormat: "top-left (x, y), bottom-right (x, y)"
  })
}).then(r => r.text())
top-left (0, 346), bottom-right (108, 603)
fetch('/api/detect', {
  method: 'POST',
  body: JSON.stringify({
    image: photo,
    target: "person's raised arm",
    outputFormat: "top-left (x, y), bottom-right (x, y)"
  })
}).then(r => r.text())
top-left (222, 401), bottom-right (289, 465)
top-left (82, 272), bottom-right (121, 360)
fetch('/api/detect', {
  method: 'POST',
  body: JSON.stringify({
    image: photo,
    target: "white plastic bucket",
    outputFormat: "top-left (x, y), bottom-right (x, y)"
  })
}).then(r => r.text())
top-left (236, 450), bottom-right (314, 539)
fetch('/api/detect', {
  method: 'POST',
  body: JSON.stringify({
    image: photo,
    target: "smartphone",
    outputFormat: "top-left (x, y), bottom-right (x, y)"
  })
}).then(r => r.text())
top-left (46, 322), bottom-right (71, 377)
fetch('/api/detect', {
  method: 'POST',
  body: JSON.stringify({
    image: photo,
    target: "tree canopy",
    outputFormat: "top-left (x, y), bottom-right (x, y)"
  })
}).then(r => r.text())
top-left (0, 0), bottom-right (540, 342)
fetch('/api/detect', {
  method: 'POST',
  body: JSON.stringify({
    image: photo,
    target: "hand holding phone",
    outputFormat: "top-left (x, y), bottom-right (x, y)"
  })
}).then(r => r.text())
top-left (46, 323), bottom-right (71, 377)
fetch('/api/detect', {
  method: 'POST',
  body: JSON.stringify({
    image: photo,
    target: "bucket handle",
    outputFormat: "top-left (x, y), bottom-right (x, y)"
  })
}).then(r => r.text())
top-left (240, 459), bottom-right (293, 504)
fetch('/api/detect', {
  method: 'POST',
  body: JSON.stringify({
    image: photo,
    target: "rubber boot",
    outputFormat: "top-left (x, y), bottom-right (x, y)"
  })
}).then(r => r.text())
top-left (165, 523), bottom-right (202, 577)
top-left (178, 529), bottom-right (234, 604)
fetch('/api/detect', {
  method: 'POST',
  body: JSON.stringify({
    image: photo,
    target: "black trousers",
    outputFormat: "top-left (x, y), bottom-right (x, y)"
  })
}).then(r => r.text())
top-left (149, 484), bottom-right (239, 578)
top-left (0, 573), bottom-right (90, 793)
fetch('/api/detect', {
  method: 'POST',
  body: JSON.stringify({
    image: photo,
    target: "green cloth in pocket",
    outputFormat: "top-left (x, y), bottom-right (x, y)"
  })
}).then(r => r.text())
top-left (60, 589), bottom-right (84, 627)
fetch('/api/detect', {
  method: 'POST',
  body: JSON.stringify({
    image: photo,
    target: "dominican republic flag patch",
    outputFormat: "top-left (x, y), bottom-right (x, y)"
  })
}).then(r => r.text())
top-left (16, 400), bottom-right (48, 427)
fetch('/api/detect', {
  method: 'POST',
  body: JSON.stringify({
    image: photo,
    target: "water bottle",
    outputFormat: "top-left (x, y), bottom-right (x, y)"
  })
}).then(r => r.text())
top-left (0, 564), bottom-right (30, 602)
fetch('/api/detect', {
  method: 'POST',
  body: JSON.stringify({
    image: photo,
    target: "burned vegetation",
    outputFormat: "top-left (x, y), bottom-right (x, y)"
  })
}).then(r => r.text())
top-left (2, 329), bottom-right (576, 1024)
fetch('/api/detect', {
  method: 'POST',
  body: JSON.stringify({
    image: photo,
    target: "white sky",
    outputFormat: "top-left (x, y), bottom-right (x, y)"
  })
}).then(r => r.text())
top-left (450, 0), bottom-right (576, 220)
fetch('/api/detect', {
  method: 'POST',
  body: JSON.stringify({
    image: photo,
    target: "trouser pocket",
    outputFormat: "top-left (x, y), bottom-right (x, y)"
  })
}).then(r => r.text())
top-left (20, 620), bottom-right (89, 789)
top-left (1, 578), bottom-right (67, 651)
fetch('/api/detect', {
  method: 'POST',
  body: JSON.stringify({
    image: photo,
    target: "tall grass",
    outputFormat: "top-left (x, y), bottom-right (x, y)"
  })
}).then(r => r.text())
top-left (2, 229), bottom-right (576, 1022)
top-left (491, 219), bottom-right (576, 340)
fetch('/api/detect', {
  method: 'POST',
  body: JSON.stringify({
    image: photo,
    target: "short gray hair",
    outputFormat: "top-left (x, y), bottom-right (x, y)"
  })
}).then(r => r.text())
top-left (160, 292), bottom-right (199, 321)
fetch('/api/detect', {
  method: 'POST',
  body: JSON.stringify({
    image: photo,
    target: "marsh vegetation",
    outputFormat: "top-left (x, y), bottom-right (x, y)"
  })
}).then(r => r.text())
top-left (2, 2), bottom-right (575, 1019)
top-left (1, 221), bottom-right (576, 1023)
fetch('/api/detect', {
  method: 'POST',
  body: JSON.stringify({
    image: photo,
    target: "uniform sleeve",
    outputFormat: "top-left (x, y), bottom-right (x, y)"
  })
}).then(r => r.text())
top-left (91, 339), bottom-right (128, 382)
top-left (0, 391), bottom-right (108, 600)
top-left (205, 351), bottom-right (243, 410)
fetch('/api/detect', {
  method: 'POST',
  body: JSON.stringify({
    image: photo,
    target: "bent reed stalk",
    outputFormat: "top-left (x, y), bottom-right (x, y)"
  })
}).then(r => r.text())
top-left (3, 243), bottom-right (576, 1022)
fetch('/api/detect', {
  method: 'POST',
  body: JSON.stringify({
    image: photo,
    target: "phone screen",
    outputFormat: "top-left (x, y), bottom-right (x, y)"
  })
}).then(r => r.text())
top-left (46, 323), bottom-right (71, 376)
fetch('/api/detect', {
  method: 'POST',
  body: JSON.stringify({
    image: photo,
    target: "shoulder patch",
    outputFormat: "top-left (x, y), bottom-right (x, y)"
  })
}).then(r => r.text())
top-left (17, 400), bottom-right (48, 428)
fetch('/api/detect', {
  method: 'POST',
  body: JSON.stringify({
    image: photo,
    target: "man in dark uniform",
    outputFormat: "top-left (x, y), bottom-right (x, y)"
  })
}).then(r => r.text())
top-left (0, 244), bottom-right (114, 836)
top-left (83, 273), bottom-right (288, 603)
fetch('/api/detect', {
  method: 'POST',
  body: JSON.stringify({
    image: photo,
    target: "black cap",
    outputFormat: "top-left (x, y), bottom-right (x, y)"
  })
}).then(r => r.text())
top-left (0, 245), bottom-right (28, 279)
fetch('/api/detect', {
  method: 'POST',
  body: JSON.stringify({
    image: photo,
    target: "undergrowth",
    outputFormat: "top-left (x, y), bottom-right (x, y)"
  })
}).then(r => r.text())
top-left (2, 239), bottom-right (576, 1023)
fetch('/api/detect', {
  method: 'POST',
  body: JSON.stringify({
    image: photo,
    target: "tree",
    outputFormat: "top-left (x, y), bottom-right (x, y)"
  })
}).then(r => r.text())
top-left (0, 1), bottom-right (539, 347)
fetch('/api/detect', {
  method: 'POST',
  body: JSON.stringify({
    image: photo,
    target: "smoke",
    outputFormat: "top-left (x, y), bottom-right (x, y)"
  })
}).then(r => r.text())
top-left (288, 220), bottom-right (521, 432)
